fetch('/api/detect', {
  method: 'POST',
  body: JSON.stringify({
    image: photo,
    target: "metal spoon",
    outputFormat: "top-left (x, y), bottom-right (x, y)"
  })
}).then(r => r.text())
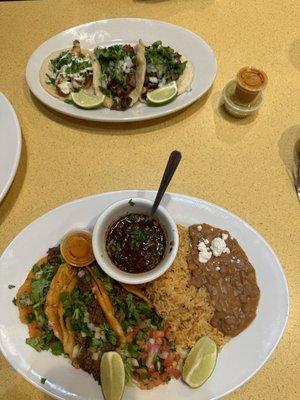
top-left (150, 150), bottom-right (182, 218)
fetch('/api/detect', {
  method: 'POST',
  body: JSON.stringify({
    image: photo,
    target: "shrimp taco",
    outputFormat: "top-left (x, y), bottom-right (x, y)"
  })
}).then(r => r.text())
top-left (39, 40), bottom-right (96, 100)
top-left (93, 40), bottom-right (146, 110)
top-left (141, 40), bottom-right (193, 101)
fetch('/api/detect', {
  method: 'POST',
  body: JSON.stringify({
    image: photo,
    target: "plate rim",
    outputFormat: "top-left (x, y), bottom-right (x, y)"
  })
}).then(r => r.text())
top-left (0, 92), bottom-right (22, 203)
top-left (25, 18), bottom-right (217, 122)
top-left (0, 190), bottom-right (289, 400)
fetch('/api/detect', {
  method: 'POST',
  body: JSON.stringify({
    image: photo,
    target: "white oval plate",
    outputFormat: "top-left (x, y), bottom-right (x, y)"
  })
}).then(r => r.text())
top-left (0, 93), bottom-right (22, 203)
top-left (0, 191), bottom-right (289, 400)
top-left (26, 18), bottom-right (217, 122)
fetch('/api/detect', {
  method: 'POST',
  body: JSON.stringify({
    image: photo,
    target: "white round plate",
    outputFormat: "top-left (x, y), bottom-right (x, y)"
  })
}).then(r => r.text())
top-left (26, 18), bottom-right (217, 122)
top-left (0, 93), bottom-right (22, 203)
top-left (0, 191), bottom-right (289, 400)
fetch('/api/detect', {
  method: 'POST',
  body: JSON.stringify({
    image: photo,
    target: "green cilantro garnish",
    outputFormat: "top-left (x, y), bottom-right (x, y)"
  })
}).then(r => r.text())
top-left (12, 297), bottom-right (17, 306)
top-left (8, 284), bottom-right (15, 289)
top-left (128, 199), bottom-right (135, 207)
top-left (50, 341), bottom-right (64, 356)
top-left (40, 377), bottom-right (46, 384)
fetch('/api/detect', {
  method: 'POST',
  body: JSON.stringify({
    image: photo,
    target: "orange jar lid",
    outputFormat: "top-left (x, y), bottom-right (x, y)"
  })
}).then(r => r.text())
top-left (236, 67), bottom-right (268, 92)
top-left (60, 230), bottom-right (95, 267)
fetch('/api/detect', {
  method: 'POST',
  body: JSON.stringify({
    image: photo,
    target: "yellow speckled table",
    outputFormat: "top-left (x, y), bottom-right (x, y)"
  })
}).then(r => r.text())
top-left (0, 0), bottom-right (299, 399)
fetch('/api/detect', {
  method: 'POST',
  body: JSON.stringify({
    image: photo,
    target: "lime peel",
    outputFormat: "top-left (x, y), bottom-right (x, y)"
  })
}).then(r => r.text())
top-left (182, 336), bottom-right (217, 388)
top-left (100, 351), bottom-right (125, 400)
top-left (71, 91), bottom-right (104, 109)
top-left (146, 81), bottom-right (178, 106)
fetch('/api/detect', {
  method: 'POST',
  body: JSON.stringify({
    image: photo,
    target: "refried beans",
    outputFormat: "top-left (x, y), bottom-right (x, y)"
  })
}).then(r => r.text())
top-left (187, 223), bottom-right (260, 337)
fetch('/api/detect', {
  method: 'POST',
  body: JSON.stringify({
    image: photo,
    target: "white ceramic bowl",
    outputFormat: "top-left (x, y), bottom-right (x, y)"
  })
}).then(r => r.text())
top-left (92, 198), bottom-right (179, 284)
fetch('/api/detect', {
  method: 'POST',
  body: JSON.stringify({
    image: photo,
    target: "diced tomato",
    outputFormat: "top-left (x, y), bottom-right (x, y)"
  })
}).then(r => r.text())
top-left (161, 343), bottom-right (170, 352)
top-left (151, 330), bottom-right (165, 340)
top-left (165, 367), bottom-right (181, 380)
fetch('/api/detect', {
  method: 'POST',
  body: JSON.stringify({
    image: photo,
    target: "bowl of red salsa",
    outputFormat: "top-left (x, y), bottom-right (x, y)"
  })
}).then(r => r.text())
top-left (92, 198), bottom-right (179, 284)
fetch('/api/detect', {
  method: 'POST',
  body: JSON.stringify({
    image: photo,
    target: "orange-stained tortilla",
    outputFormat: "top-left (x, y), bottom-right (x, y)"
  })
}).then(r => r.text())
top-left (87, 266), bottom-right (126, 344)
top-left (120, 283), bottom-right (150, 305)
top-left (45, 263), bottom-right (77, 343)
top-left (16, 256), bottom-right (48, 338)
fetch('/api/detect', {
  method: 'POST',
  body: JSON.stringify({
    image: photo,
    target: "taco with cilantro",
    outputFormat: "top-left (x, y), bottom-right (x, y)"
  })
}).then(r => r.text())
top-left (39, 40), bottom-right (96, 100)
top-left (141, 40), bottom-right (193, 101)
top-left (93, 40), bottom-right (146, 110)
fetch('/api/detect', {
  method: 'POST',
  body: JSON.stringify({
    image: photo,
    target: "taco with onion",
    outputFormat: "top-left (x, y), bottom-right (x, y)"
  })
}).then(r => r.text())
top-left (39, 40), bottom-right (95, 100)
top-left (16, 244), bottom-right (181, 387)
top-left (141, 40), bottom-right (193, 101)
top-left (93, 40), bottom-right (146, 110)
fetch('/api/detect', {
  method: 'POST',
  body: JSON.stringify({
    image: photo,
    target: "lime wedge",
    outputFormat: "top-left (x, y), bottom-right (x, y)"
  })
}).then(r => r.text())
top-left (146, 81), bottom-right (177, 106)
top-left (100, 352), bottom-right (125, 400)
top-left (182, 336), bottom-right (217, 388)
top-left (71, 91), bottom-right (104, 109)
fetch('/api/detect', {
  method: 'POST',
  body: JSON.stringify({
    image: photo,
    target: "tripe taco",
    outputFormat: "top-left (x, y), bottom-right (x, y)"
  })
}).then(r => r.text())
top-left (93, 40), bottom-right (146, 110)
top-left (39, 40), bottom-right (95, 100)
top-left (141, 40), bottom-right (193, 100)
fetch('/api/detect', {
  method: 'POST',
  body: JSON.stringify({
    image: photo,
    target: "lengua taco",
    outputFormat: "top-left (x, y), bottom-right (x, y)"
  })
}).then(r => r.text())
top-left (141, 40), bottom-right (194, 100)
top-left (39, 40), bottom-right (95, 100)
top-left (93, 40), bottom-right (146, 110)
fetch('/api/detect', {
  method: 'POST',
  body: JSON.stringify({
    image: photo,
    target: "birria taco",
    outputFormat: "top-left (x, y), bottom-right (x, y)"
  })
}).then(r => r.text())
top-left (16, 244), bottom-right (161, 384)
top-left (141, 40), bottom-right (193, 100)
top-left (93, 40), bottom-right (146, 110)
top-left (39, 40), bottom-right (95, 100)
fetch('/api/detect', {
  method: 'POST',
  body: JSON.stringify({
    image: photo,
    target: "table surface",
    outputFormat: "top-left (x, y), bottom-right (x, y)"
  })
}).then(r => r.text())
top-left (0, 0), bottom-right (299, 399)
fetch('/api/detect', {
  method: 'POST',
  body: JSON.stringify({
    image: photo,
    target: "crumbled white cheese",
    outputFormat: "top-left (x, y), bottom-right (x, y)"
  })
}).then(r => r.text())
top-left (57, 81), bottom-right (72, 95)
top-left (198, 241), bottom-right (212, 263)
top-left (237, 259), bottom-right (241, 264)
top-left (222, 233), bottom-right (228, 241)
top-left (204, 239), bottom-right (209, 245)
top-left (210, 237), bottom-right (230, 257)
top-left (81, 331), bottom-right (87, 337)
top-left (216, 266), bottom-right (221, 271)
top-left (197, 225), bottom-right (202, 231)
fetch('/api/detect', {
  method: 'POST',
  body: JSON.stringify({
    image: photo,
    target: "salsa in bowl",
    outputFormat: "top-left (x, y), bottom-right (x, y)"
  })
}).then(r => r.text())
top-left (92, 198), bottom-right (178, 284)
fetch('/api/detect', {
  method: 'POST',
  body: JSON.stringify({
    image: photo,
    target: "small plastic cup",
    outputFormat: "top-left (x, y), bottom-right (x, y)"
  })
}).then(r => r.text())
top-left (235, 67), bottom-right (268, 103)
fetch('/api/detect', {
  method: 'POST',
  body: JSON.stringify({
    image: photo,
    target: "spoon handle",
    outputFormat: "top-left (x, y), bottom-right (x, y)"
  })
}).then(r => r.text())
top-left (150, 150), bottom-right (182, 218)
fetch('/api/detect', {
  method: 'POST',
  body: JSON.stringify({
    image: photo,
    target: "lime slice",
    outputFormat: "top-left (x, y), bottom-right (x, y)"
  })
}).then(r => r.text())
top-left (182, 336), bottom-right (217, 388)
top-left (146, 81), bottom-right (177, 106)
top-left (71, 91), bottom-right (104, 109)
top-left (100, 352), bottom-right (125, 400)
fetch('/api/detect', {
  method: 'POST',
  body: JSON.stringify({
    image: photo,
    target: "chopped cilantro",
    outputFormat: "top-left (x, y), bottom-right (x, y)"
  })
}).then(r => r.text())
top-left (45, 73), bottom-right (56, 86)
top-left (64, 98), bottom-right (74, 104)
top-left (91, 338), bottom-right (103, 349)
top-left (26, 312), bottom-right (35, 323)
top-left (50, 341), bottom-right (64, 356)
top-left (12, 297), bottom-right (17, 306)
top-left (26, 337), bottom-right (48, 352)
top-left (128, 199), bottom-right (135, 207)
top-left (104, 325), bottom-right (117, 345)
top-left (126, 343), bottom-right (140, 358)
top-left (40, 377), bottom-right (46, 384)
top-left (8, 284), bottom-right (15, 289)
top-left (73, 39), bottom-right (80, 46)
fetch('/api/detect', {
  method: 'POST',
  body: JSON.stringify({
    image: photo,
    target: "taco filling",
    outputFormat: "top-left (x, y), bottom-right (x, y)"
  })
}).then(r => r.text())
top-left (142, 41), bottom-right (188, 98)
top-left (44, 40), bottom-right (93, 98)
top-left (94, 43), bottom-right (144, 110)
top-left (16, 244), bottom-right (180, 389)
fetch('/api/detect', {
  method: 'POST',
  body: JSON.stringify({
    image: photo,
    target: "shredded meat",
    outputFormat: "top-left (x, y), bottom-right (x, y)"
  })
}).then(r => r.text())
top-left (47, 246), bottom-right (62, 265)
top-left (88, 298), bottom-right (106, 326)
